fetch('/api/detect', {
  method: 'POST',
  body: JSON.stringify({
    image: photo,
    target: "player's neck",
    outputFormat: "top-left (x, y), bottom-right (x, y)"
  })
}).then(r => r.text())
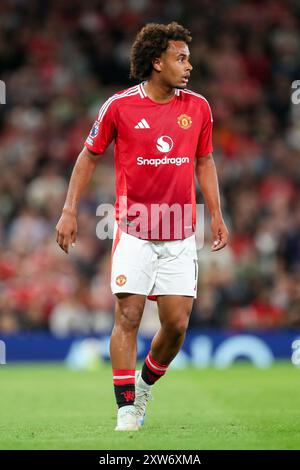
top-left (143, 79), bottom-right (175, 104)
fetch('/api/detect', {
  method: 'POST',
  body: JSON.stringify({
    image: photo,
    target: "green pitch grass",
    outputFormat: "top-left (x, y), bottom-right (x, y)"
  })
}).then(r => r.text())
top-left (0, 362), bottom-right (299, 450)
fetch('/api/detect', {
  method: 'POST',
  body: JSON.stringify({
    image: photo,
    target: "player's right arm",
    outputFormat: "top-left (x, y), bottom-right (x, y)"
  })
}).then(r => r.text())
top-left (56, 96), bottom-right (117, 254)
top-left (56, 147), bottom-right (100, 253)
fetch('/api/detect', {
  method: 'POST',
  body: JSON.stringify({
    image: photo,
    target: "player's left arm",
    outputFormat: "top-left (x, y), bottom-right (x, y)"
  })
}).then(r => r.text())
top-left (195, 153), bottom-right (229, 251)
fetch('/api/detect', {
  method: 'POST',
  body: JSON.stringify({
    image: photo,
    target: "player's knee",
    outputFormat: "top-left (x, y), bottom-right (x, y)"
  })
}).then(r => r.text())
top-left (164, 317), bottom-right (189, 339)
top-left (116, 305), bottom-right (142, 332)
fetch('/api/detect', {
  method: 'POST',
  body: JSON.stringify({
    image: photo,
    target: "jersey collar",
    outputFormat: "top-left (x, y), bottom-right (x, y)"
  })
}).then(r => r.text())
top-left (139, 82), bottom-right (181, 101)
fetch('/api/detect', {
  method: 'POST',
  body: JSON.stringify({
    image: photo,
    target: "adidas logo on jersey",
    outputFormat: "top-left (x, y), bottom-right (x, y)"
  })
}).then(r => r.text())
top-left (134, 118), bottom-right (150, 129)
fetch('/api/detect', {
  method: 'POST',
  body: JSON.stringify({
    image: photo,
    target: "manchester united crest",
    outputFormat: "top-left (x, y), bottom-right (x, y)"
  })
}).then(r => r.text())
top-left (177, 114), bottom-right (192, 129)
top-left (116, 274), bottom-right (127, 286)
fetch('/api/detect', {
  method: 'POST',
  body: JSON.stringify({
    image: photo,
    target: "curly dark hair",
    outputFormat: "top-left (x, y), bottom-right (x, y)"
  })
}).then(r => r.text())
top-left (130, 22), bottom-right (192, 81)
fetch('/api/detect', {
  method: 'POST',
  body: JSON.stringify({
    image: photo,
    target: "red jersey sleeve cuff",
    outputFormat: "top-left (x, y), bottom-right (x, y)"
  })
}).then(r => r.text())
top-left (84, 140), bottom-right (101, 155)
top-left (196, 146), bottom-right (213, 158)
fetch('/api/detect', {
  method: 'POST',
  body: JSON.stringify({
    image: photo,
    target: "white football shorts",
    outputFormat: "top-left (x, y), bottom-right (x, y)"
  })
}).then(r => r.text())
top-left (111, 223), bottom-right (198, 298)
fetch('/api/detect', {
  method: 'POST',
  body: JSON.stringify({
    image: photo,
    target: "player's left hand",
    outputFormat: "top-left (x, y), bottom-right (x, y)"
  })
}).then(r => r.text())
top-left (210, 214), bottom-right (229, 252)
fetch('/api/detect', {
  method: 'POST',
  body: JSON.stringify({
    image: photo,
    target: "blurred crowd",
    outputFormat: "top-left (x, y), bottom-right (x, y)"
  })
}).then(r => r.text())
top-left (0, 0), bottom-right (300, 336)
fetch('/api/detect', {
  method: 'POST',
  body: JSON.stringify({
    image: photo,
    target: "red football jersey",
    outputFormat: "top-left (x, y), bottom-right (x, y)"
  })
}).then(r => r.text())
top-left (84, 82), bottom-right (213, 240)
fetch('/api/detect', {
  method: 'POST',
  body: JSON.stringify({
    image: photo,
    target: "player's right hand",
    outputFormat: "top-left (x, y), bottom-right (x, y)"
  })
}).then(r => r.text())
top-left (55, 210), bottom-right (77, 254)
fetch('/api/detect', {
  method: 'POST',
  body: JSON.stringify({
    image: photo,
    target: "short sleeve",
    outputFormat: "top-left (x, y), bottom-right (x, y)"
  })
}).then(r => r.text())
top-left (196, 100), bottom-right (213, 158)
top-left (84, 98), bottom-right (116, 155)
